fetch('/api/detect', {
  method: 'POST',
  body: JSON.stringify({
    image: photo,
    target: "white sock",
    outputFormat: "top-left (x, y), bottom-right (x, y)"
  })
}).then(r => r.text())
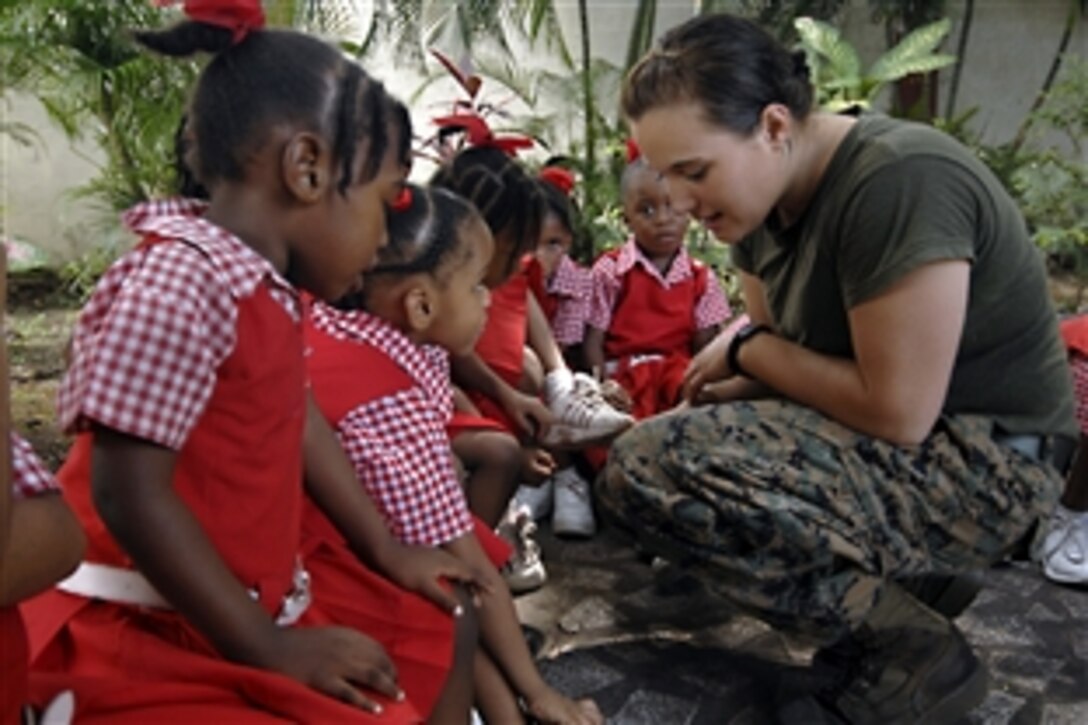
top-left (544, 367), bottom-right (574, 402)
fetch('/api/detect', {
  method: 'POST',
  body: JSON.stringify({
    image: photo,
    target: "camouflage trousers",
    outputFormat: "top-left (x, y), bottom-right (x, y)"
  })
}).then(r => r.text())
top-left (598, 400), bottom-right (1064, 643)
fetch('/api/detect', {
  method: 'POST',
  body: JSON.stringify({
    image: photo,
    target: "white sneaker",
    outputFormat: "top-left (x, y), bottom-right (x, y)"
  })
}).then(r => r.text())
top-left (514, 478), bottom-right (554, 521)
top-left (498, 505), bottom-right (548, 594)
top-left (1038, 506), bottom-right (1088, 585)
top-left (551, 467), bottom-right (597, 538)
top-left (542, 370), bottom-right (634, 447)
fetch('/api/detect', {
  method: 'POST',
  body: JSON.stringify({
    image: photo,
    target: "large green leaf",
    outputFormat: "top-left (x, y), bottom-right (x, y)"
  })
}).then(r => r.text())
top-left (794, 16), bottom-right (860, 83)
top-left (869, 17), bottom-right (952, 82)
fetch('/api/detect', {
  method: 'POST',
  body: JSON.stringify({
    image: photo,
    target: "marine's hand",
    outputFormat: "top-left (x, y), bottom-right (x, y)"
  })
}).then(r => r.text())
top-left (681, 328), bottom-right (735, 403)
top-left (264, 626), bottom-right (402, 714)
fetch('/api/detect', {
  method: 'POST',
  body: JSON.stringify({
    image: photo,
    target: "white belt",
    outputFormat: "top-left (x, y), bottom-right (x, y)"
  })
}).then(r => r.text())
top-left (57, 561), bottom-right (311, 626)
top-left (604, 353), bottom-right (665, 377)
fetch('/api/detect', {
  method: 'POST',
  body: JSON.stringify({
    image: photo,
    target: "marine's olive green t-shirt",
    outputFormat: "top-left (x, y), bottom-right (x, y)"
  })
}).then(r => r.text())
top-left (733, 114), bottom-right (1075, 438)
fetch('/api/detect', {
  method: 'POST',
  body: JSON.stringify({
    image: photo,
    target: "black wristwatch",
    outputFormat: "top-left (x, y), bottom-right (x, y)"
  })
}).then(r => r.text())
top-left (727, 323), bottom-right (771, 378)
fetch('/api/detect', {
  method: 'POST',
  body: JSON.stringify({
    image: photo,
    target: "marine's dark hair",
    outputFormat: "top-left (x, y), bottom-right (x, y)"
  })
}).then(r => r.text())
top-left (622, 13), bottom-right (813, 134)
top-left (136, 22), bottom-right (396, 195)
top-left (431, 146), bottom-right (545, 267)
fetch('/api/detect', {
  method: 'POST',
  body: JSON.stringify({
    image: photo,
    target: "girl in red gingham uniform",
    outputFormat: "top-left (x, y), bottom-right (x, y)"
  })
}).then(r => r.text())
top-left (2, 433), bottom-right (85, 725)
top-left (305, 185), bottom-right (603, 725)
top-left (584, 156), bottom-right (734, 425)
top-left (525, 166), bottom-right (593, 362)
top-left (21, 8), bottom-right (479, 724)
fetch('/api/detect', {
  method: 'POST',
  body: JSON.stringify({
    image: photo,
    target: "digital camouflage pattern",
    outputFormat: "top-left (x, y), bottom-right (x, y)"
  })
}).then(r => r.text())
top-left (598, 400), bottom-right (1064, 643)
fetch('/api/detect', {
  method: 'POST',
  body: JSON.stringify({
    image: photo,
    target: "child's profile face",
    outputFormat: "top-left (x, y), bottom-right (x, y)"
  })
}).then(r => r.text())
top-left (430, 218), bottom-right (494, 355)
top-left (623, 166), bottom-right (688, 260)
top-left (534, 211), bottom-right (573, 278)
top-left (313, 131), bottom-right (408, 301)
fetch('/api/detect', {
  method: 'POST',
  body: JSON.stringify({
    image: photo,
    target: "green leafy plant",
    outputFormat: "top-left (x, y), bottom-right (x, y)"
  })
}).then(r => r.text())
top-left (0, 0), bottom-right (200, 211)
top-left (793, 15), bottom-right (955, 112)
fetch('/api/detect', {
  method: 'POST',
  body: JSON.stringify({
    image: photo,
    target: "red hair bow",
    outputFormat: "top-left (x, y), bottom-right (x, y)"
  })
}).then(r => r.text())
top-left (539, 166), bottom-right (576, 196)
top-left (432, 113), bottom-right (535, 157)
top-left (625, 138), bottom-right (641, 164)
top-left (157, 0), bottom-right (266, 45)
top-left (391, 186), bottom-right (413, 212)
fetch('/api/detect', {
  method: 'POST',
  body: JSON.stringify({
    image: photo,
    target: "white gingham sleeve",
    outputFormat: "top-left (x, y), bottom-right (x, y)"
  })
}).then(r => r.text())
top-left (58, 243), bottom-right (237, 450)
top-left (337, 392), bottom-right (473, 547)
top-left (586, 254), bottom-right (621, 332)
top-left (10, 433), bottom-right (59, 499)
top-left (693, 265), bottom-right (732, 330)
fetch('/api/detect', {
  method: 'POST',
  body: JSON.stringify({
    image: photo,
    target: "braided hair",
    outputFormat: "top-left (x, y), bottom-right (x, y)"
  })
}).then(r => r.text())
top-left (136, 21), bottom-right (396, 195)
top-left (431, 146), bottom-right (545, 284)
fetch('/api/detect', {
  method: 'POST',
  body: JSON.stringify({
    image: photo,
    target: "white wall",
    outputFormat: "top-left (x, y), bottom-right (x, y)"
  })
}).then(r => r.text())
top-left (3, 0), bottom-right (1084, 259)
top-left (1, 93), bottom-right (110, 261)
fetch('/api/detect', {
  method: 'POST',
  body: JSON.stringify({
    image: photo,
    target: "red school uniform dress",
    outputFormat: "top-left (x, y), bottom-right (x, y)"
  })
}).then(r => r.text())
top-left (3, 434), bottom-right (62, 725)
top-left (447, 269), bottom-right (531, 437)
top-left (1061, 315), bottom-right (1088, 435)
top-left (304, 303), bottom-right (512, 709)
top-left (21, 199), bottom-right (419, 724)
top-left (524, 254), bottom-right (592, 348)
top-left (588, 238), bottom-right (732, 420)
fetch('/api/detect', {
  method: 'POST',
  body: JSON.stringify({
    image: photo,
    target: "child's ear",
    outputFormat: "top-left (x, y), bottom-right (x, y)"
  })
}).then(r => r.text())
top-left (402, 285), bottom-right (437, 333)
top-left (282, 131), bottom-right (332, 203)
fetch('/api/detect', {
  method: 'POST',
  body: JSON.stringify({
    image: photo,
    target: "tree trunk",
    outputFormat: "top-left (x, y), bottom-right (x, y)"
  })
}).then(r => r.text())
top-left (945, 0), bottom-right (974, 117)
top-left (1010, 0), bottom-right (1082, 152)
top-left (578, 0), bottom-right (595, 206)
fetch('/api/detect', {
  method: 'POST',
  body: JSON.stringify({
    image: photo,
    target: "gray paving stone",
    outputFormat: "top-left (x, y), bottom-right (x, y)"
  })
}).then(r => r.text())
top-left (517, 524), bottom-right (1088, 723)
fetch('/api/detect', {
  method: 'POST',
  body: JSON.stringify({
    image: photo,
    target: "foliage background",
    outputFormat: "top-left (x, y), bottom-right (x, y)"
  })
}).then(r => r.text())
top-left (1, 0), bottom-right (1085, 308)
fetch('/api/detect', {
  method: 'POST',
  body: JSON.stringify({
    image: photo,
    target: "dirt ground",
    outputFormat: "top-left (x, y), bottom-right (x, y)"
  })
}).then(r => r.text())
top-left (6, 268), bottom-right (1087, 472)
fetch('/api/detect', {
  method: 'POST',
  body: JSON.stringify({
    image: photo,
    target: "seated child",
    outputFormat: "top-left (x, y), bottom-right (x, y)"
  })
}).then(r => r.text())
top-left (2, 251), bottom-right (87, 723)
top-left (2, 433), bottom-right (86, 725)
top-left (584, 154), bottom-right (733, 424)
top-left (1034, 314), bottom-right (1088, 585)
top-left (435, 146), bottom-right (633, 545)
top-left (23, 16), bottom-right (478, 724)
top-left (526, 165), bottom-right (593, 366)
top-left (305, 184), bottom-right (603, 725)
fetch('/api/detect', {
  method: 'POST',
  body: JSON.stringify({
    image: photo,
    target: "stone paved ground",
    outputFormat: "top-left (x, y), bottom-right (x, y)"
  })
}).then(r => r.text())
top-left (516, 524), bottom-right (1088, 724)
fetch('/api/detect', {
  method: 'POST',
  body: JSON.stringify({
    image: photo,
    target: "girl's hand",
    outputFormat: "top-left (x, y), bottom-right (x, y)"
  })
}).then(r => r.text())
top-left (264, 626), bottom-right (402, 714)
top-left (681, 327), bottom-right (736, 403)
top-left (521, 446), bottom-right (556, 484)
top-left (384, 543), bottom-right (488, 613)
top-left (498, 388), bottom-right (554, 440)
top-left (598, 379), bottom-right (633, 413)
top-left (524, 687), bottom-right (604, 725)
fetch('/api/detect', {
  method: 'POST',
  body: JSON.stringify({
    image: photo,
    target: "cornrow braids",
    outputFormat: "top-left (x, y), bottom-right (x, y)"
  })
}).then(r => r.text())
top-left (135, 22), bottom-right (395, 195)
top-left (431, 146), bottom-right (545, 265)
top-left (332, 184), bottom-right (478, 313)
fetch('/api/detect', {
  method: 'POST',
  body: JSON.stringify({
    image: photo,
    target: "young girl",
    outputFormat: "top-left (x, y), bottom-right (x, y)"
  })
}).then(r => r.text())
top-left (22, 10), bottom-right (479, 723)
top-left (527, 166), bottom-right (593, 364)
top-left (434, 146), bottom-right (633, 541)
top-left (305, 183), bottom-right (602, 725)
top-left (584, 154), bottom-right (734, 422)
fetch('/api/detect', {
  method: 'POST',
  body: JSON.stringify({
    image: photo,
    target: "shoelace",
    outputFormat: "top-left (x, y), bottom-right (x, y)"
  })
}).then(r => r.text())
top-left (554, 378), bottom-right (614, 427)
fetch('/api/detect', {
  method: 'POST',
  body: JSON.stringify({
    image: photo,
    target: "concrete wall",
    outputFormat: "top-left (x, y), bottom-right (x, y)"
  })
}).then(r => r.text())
top-left (1, 93), bottom-right (110, 261)
top-left (3, 0), bottom-right (1084, 259)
